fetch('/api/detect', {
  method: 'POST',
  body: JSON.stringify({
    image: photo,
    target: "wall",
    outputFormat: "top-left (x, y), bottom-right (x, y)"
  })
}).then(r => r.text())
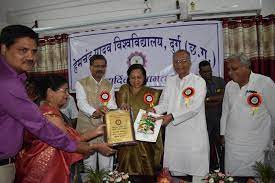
top-left (0, 0), bottom-right (274, 32)
top-left (0, 0), bottom-right (178, 34)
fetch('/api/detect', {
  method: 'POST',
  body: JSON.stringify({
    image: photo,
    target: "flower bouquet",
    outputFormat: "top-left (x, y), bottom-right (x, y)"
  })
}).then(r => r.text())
top-left (85, 168), bottom-right (130, 183)
top-left (102, 170), bottom-right (130, 183)
top-left (203, 170), bottom-right (234, 183)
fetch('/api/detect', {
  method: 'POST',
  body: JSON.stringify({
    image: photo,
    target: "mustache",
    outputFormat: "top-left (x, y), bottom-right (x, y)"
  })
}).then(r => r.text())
top-left (25, 60), bottom-right (34, 65)
top-left (96, 71), bottom-right (104, 74)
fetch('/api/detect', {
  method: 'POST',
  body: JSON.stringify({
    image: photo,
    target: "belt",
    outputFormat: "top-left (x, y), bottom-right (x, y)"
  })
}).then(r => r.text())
top-left (0, 157), bottom-right (15, 166)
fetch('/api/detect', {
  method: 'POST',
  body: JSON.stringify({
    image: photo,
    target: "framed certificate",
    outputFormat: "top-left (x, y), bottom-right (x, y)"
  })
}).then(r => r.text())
top-left (104, 109), bottom-right (136, 146)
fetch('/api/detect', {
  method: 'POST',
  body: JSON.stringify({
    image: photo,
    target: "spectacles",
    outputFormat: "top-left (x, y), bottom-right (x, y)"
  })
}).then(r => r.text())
top-left (174, 59), bottom-right (190, 63)
top-left (92, 65), bottom-right (106, 69)
top-left (57, 88), bottom-right (69, 93)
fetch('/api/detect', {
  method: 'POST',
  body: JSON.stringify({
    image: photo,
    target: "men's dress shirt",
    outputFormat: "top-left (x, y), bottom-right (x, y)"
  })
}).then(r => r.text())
top-left (154, 73), bottom-right (209, 176)
top-left (75, 77), bottom-right (117, 117)
top-left (220, 72), bottom-right (275, 176)
top-left (205, 76), bottom-right (226, 136)
top-left (0, 56), bottom-right (76, 159)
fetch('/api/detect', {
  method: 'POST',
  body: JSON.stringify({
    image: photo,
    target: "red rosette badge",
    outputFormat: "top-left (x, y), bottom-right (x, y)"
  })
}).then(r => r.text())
top-left (247, 93), bottom-right (262, 115)
top-left (182, 87), bottom-right (195, 107)
top-left (144, 93), bottom-right (154, 107)
top-left (99, 91), bottom-right (110, 106)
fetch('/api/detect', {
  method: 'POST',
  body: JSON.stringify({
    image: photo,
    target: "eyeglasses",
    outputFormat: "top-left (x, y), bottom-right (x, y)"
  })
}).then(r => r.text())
top-left (92, 65), bottom-right (107, 69)
top-left (174, 59), bottom-right (190, 63)
top-left (57, 88), bottom-right (69, 93)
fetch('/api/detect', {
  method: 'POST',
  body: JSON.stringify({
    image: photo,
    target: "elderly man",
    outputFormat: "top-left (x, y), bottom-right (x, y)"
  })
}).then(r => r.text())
top-left (220, 53), bottom-right (275, 180)
top-left (152, 50), bottom-right (209, 182)
top-left (75, 54), bottom-right (117, 171)
top-left (0, 25), bottom-right (94, 183)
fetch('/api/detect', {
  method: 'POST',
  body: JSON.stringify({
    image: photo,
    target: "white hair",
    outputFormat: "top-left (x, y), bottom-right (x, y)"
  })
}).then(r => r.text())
top-left (227, 53), bottom-right (251, 68)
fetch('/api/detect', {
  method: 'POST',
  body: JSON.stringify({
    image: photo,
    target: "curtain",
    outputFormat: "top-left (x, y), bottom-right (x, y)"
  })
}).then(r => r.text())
top-left (223, 15), bottom-right (275, 81)
top-left (31, 34), bottom-right (69, 77)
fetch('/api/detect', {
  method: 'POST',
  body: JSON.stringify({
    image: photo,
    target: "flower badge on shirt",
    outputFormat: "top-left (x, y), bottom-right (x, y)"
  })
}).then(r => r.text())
top-left (144, 93), bottom-right (155, 107)
top-left (182, 87), bottom-right (195, 107)
top-left (247, 92), bottom-right (262, 115)
top-left (99, 91), bottom-right (110, 106)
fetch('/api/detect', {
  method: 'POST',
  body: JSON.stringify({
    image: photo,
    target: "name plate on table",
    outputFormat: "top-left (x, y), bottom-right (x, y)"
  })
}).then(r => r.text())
top-left (104, 109), bottom-right (136, 146)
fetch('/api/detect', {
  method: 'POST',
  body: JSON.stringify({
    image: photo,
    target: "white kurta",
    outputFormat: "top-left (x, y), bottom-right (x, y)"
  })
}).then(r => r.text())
top-left (220, 72), bottom-right (275, 176)
top-left (154, 73), bottom-right (209, 176)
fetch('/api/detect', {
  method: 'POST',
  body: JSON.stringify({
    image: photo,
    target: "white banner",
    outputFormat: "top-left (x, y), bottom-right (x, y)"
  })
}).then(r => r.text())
top-left (68, 21), bottom-right (223, 92)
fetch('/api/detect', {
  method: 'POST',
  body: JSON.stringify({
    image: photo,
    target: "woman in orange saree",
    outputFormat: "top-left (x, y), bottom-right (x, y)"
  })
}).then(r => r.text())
top-left (15, 76), bottom-right (115, 183)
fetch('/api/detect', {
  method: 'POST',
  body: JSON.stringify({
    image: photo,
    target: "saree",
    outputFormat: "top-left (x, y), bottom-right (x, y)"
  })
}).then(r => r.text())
top-left (116, 84), bottom-right (163, 176)
top-left (15, 103), bottom-right (83, 183)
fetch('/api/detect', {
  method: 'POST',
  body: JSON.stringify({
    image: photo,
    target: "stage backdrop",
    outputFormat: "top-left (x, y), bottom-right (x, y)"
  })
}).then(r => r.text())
top-left (68, 21), bottom-right (223, 92)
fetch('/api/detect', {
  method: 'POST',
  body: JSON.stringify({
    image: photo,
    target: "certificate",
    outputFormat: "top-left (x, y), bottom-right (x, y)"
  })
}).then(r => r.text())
top-left (134, 109), bottom-right (162, 142)
top-left (104, 109), bottom-right (136, 146)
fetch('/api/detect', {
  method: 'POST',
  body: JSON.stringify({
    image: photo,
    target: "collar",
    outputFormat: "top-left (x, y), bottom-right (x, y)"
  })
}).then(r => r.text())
top-left (248, 71), bottom-right (255, 82)
top-left (90, 75), bottom-right (103, 84)
top-left (0, 56), bottom-right (27, 82)
top-left (177, 73), bottom-right (192, 81)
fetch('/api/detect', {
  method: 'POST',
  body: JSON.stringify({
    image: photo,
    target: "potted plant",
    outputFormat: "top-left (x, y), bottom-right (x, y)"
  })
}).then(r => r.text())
top-left (253, 161), bottom-right (275, 183)
top-left (85, 168), bottom-right (108, 183)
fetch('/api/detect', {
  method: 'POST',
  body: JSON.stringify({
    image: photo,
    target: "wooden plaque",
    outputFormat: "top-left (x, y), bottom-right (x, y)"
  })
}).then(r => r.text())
top-left (104, 109), bottom-right (136, 146)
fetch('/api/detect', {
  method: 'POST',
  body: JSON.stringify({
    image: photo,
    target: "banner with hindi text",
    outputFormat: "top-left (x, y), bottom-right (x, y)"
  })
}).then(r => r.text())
top-left (68, 21), bottom-right (223, 92)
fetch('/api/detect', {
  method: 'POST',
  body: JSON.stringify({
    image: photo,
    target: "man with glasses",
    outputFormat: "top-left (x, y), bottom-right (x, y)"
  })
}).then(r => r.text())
top-left (75, 54), bottom-right (117, 172)
top-left (152, 50), bottom-right (209, 182)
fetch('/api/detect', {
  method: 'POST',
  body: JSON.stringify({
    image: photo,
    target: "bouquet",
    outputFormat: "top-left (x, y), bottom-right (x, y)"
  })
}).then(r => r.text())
top-left (204, 170), bottom-right (234, 183)
top-left (85, 168), bottom-right (130, 183)
top-left (102, 170), bottom-right (130, 183)
top-left (137, 113), bottom-right (155, 134)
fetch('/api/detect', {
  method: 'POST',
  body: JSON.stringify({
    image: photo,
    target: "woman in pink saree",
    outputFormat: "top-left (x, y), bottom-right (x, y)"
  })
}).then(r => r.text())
top-left (15, 76), bottom-right (115, 183)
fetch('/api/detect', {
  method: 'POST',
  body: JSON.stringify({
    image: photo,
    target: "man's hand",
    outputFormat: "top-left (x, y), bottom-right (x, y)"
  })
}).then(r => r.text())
top-left (75, 141), bottom-right (95, 156)
top-left (157, 113), bottom-right (173, 126)
top-left (94, 143), bottom-right (116, 156)
top-left (146, 107), bottom-right (156, 113)
top-left (95, 124), bottom-right (106, 136)
top-left (91, 108), bottom-right (105, 119)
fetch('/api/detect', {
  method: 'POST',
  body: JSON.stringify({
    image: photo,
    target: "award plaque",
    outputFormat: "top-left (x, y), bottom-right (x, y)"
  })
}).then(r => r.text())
top-left (104, 109), bottom-right (136, 146)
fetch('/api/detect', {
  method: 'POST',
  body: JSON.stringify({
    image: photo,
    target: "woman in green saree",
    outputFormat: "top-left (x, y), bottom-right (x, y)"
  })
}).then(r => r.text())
top-left (117, 64), bottom-right (163, 183)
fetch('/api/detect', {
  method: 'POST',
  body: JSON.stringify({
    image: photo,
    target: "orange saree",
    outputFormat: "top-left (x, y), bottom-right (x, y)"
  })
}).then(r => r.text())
top-left (15, 103), bottom-right (83, 183)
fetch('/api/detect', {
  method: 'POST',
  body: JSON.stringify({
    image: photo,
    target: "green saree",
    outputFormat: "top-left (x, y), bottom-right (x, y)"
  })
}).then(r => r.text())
top-left (116, 84), bottom-right (163, 176)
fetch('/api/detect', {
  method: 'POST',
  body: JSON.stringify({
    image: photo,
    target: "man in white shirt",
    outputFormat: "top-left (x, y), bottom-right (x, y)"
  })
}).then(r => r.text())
top-left (75, 54), bottom-right (117, 171)
top-left (220, 53), bottom-right (275, 180)
top-left (152, 50), bottom-right (209, 182)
